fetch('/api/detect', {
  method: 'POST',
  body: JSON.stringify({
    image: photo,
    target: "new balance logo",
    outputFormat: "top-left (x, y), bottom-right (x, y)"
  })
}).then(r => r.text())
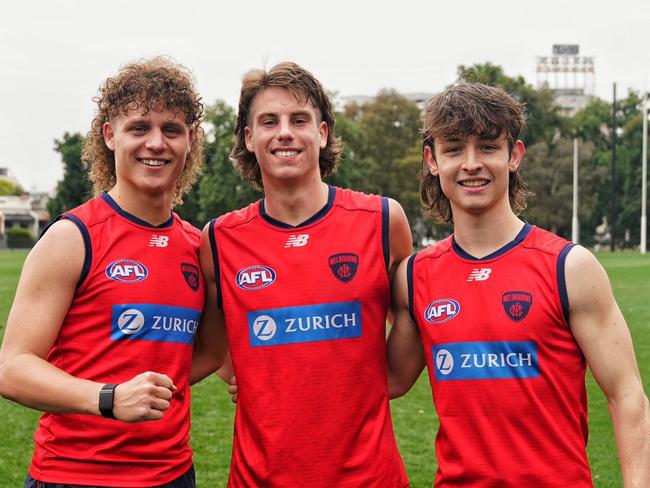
top-left (467, 268), bottom-right (492, 282)
top-left (284, 234), bottom-right (309, 248)
top-left (149, 235), bottom-right (169, 248)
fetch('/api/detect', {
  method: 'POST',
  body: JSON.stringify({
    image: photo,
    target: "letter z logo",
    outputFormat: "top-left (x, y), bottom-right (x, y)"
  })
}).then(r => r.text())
top-left (284, 234), bottom-right (309, 248)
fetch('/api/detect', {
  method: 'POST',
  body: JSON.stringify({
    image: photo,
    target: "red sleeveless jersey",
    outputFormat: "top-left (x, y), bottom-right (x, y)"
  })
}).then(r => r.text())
top-left (30, 194), bottom-right (204, 487)
top-left (409, 224), bottom-right (592, 487)
top-left (210, 186), bottom-right (408, 488)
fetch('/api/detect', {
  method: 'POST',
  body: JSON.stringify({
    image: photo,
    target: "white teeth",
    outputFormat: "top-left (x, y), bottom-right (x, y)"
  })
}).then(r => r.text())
top-left (141, 159), bottom-right (166, 167)
top-left (461, 180), bottom-right (488, 187)
top-left (275, 150), bottom-right (298, 157)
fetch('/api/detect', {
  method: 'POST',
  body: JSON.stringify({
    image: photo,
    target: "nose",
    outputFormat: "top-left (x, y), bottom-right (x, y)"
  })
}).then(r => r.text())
top-left (276, 118), bottom-right (294, 142)
top-left (462, 147), bottom-right (482, 172)
top-left (145, 128), bottom-right (166, 152)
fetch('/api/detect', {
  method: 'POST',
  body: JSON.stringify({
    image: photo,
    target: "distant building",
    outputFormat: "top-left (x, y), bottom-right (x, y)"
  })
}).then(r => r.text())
top-left (0, 167), bottom-right (51, 247)
top-left (536, 44), bottom-right (595, 115)
top-left (339, 92), bottom-right (434, 110)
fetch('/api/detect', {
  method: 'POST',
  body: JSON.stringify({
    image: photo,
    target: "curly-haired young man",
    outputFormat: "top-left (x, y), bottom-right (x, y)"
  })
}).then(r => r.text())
top-left (387, 82), bottom-right (650, 486)
top-left (192, 62), bottom-right (412, 487)
top-left (0, 57), bottom-right (221, 488)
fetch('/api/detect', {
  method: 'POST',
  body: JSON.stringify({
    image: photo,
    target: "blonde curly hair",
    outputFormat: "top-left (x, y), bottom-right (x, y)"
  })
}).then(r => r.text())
top-left (82, 56), bottom-right (204, 206)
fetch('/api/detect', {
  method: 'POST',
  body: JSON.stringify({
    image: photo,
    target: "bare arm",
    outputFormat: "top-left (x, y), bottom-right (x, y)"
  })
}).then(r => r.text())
top-left (190, 223), bottom-right (229, 385)
top-left (0, 220), bottom-right (177, 422)
top-left (386, 258), bottom-right (425, 399)
top-left (566, 246), bottom-right (650, 486)
top-left (388, 198), bottom-right (413, 280)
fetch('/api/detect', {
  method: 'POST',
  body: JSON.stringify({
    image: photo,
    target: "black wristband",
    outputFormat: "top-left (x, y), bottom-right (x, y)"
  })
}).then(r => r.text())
top-left (99, 383), bottom-right (117, 419)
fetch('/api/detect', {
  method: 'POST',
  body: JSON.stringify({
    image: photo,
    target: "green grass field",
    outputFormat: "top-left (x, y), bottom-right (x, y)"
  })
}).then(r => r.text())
top-left (0, 249), bottom-right (648, 487)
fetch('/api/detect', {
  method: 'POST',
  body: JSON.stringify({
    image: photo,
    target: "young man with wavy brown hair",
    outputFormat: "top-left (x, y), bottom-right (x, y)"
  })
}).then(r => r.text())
top-left (193, 62), bottom-right (412, 487)
top-left (388, 82), bottom-right (650, 486)
top-left (0, 57), bottom-right (218, 488)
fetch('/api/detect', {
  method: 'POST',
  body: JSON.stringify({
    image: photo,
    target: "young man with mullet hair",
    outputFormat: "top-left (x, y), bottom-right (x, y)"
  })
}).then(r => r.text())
top-left (192, 62), bottom-right (412, 487)
top-left (387, 82), bottom-right (650, 486)
top-left (0, 57), bottom-right (222, 488)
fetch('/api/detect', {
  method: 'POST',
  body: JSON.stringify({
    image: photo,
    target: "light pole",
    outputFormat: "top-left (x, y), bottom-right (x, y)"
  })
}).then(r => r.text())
top-left (572, 137), bottom-right (579, 244)
top-left (641, 93), bottom-right (648, 254)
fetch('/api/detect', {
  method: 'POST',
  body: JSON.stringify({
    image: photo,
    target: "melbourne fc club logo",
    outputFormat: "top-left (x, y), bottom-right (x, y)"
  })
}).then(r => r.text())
top-left (502, 291), bottom-right (533, 322)
top-left (328, 253), bottom-right (359, 283)
top-left (181, 263), bottom-right (200, 292)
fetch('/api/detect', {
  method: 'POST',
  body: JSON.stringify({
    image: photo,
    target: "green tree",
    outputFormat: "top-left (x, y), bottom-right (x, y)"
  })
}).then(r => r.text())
top-left (0, 179), bottom-right (23, 196)
top-left (198, 101), bottom-right (259, 222)
top-left (339, 91), bottom-right (422, 227)
top-left (522, 138), bottom-right (605, 242)
top-left (325, 109), bottom-right (377, 193)
top-left (47, 132), bottom-right (93, 218)
top-left (571, 91), bottom-right (646, 247)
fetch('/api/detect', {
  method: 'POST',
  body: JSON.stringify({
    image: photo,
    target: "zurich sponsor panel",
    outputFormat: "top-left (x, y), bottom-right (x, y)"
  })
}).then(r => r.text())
top-left (111, 304), bottom-right (201, 344)
top-left (248, 301), bottom-right (362, 347)
top-left (432, 341), bottom-right (540, 381)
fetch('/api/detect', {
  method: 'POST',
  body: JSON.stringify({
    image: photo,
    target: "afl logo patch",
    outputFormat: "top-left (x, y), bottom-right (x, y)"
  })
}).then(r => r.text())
top-left (424, 299), bottom-right (460, 324)
top-left (106, 259), bottom-right (148, 283)
top-left (502, 291), bottom-right (533, 322)
top-left (236, 265), bottom-right (276, 290)
top-left (181, 263), bottom-right (200, 291)
top-left (328, 253), bottom-right (359, 283)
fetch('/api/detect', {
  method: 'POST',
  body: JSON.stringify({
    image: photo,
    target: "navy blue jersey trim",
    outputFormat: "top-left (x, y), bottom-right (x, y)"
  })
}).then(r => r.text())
top-left (452, 222), bottom-right (532, 260)
top-left (101, 193), bottom-right (174, 228)
top-left (557, 242), bottom-right (576, 324)
top-left (260, 185), bottom-right (336, 228)
top-left (407, 254), bottom-right (416, 324)
top-left (381, 197), bottom-right (390, 271)
top-left (41, 214), bottom-right (92, 289)
top-left (208, 219), bottom-right (223, 310)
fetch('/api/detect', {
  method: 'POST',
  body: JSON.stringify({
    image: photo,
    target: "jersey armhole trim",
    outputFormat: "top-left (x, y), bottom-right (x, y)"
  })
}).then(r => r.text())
top-left (381, 197), bottom-right (390, 271)
top-left (208, 219), bottom-right (223, 310)
top-left (557, 242), bottom-right (576, 324)
top-left (44, 214), bottom-right (92, 289)
top-left (407, 254), bottom-right (416, 324)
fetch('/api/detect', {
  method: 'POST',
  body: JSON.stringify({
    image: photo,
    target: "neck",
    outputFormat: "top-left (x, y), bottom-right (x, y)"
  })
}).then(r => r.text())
top-left (262, 178), bottom-right (329, 226)
top-left (452, 206), bottom-right (524, 259)
top-left (108, 185), bottom-right (172, 226)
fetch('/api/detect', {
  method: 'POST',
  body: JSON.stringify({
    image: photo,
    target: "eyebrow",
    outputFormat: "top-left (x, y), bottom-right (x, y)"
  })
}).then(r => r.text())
top-left (256, 110), bottom-right (314, 119)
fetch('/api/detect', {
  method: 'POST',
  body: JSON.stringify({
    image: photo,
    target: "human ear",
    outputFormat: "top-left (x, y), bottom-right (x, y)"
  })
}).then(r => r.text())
top-left (424, 144), bottom-right (439, 176)
top-left (508, 140), bottom-right (525, 172)
top-left (244, 127), bottom-right (254, 153)
top-left (103, 122), bottom-right (116, 151)
top-left (319, 121), bottom-right (328, 149)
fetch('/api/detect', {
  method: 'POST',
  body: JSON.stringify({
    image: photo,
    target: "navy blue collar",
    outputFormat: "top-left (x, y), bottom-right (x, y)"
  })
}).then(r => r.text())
top-left (260, 185), bottom-right (336, 229)
top-left (452, 222), bottom-right (532, 260)
top-left (101, 193), bottom-right (174, 229)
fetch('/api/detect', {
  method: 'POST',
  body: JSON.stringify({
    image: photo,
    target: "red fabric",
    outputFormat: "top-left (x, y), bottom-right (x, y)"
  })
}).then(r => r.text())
top-left (411, 225), bottom-right (592, 487)
top-left (30, 196), bottom-right (203, 487)
top-left (213, 187), bottom-right (408, 488)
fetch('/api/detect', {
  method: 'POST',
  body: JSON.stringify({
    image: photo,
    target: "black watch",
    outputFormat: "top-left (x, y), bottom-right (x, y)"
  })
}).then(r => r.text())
top-left (99, 383), bottom-right (117, 419)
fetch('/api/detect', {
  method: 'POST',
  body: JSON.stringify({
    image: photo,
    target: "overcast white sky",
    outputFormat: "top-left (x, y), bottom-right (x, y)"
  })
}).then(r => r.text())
top-left (1, 0), bottom-right (649, 192)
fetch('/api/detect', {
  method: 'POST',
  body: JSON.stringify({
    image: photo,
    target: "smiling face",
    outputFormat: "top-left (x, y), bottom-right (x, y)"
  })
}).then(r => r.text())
top-left (244, 87), bottom-right (328, 187)
top-left (425, 133), bottom-right (525, 219)
top-left (103, 108), bottom-right (194, 198)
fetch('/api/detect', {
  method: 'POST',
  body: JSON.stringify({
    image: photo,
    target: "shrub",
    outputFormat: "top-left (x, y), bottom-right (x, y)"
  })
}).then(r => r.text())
top-left (6, 227), bottom-right (35, 249)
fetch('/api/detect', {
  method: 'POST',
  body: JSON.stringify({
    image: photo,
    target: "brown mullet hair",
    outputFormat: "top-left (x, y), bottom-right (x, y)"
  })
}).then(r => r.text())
top-left (420, 82), bottom-right (531, 223)
top-left (82, 56), bottom-right (205, 206)
top-left (230, 62), bottom-right (342, 190)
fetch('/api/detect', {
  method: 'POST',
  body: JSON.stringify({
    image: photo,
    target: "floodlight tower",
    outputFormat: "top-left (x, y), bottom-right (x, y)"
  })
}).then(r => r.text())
top-left (536, 45), bottom-right (595, 244)
top-left (536, 44), bottom-right (595, 115)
